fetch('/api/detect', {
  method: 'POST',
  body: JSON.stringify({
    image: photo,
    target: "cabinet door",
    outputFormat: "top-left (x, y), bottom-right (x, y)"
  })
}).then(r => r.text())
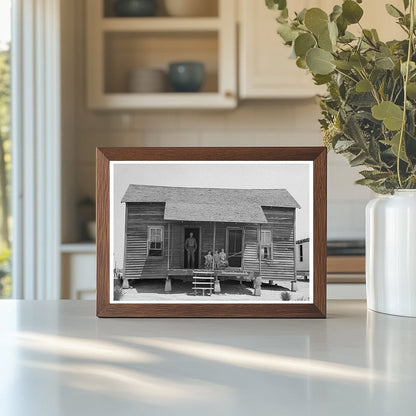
top-left (239, 0), bottom-right (326, 99)
top-left (239, 0), bottom-right (404, 99)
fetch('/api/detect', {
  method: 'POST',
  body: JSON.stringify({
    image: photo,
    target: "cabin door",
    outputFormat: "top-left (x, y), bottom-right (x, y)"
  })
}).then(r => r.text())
top-left (227, 228), bottom-right (243, 268)
top-left (184, 227), bottom-right (200, 269)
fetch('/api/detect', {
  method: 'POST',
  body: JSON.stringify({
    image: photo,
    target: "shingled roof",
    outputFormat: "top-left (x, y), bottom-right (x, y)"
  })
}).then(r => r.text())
top-left (122, 185), bottom-right (300, 207)
top-left (164, 201), bottom-right (268, 223)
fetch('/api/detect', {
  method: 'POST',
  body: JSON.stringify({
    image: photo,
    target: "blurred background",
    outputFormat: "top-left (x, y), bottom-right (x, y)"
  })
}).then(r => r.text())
top-left (1, 0), bottom-right (403, 300)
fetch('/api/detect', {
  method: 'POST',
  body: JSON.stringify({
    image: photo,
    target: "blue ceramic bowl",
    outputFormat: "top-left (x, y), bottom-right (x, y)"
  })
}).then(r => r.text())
top-left (168, 62), bottom-right (205, 93)
top-left (114, 0), bottom-right (157, 17)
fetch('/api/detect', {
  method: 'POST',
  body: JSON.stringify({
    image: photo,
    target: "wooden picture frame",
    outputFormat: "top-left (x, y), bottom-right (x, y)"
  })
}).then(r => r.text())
top-left (96, 147), bottom-right (327, 318)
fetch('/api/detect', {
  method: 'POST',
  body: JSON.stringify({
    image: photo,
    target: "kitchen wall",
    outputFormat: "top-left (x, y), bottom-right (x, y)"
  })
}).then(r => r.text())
top-left (61, 0), bottom-right (374, 243)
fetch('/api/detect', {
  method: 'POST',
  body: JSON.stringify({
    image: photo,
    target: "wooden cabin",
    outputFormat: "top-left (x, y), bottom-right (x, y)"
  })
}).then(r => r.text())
top-left (121, 185), bottom-right (301, 284)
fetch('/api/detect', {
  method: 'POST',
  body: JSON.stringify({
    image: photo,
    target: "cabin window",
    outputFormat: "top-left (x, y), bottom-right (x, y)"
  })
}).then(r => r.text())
top-left (148, 226), bottom-right (164, 257)
top-left (299, 244), bottom-right (304, 262)
top-left (260, 230), bottom-right (272, 260)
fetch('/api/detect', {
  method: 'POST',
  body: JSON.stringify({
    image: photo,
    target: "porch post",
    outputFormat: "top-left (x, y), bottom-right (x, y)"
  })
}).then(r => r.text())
top-left (165, 223), bottom-right (172, 292)
top-left (258, 224), bottom-right (262, 276)
top-left (167, 222), bottom-right (171, 270)
top-left (212, 222), bottom-right (216, 271)
top-left (292, 209), bottom-right (297, 292)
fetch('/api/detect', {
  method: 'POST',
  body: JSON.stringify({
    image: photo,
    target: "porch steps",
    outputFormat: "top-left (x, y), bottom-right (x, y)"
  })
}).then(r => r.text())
top-left (192, 271), bottom-right (214, 296)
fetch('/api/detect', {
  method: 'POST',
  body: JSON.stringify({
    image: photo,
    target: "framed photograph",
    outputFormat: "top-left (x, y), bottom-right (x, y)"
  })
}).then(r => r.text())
top-left (96, 147), bottom-right (327, 318)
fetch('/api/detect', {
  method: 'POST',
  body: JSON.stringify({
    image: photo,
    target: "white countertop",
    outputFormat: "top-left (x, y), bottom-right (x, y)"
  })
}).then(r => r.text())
top-left (0, 300), bottom-right (415, 416)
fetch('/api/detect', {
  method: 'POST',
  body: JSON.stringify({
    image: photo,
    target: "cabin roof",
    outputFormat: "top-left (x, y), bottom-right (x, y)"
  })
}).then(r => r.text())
top-left (121, 185), bottom-right (301, 209)
top-left (164, 201), bottom-right (268, 223)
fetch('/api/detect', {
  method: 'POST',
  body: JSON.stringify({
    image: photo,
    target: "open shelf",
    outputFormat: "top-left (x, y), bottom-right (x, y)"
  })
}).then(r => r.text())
top-left (102, 17), bottom-right (221, 32)
top-left (87, 0), bottom-right (236, 109)
top-left (104, 31), bottom-right (218, 94)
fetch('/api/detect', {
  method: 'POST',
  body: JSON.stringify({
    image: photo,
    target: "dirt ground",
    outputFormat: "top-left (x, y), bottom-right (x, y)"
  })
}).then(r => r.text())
top-left (117, 278), bottom-right (310, 302)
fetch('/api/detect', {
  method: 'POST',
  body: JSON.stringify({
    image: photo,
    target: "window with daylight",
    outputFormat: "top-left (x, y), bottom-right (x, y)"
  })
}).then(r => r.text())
top-left (0, 0), bottom-right (11, 298)
top-left (260, 230), bottom-right (272, 260)
top-left (148, 226), bottom-right (164, 257)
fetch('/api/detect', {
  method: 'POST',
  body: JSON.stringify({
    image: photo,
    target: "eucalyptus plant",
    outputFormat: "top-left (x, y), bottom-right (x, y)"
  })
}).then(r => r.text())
top-left (266, 0), bottom-right (416, 193)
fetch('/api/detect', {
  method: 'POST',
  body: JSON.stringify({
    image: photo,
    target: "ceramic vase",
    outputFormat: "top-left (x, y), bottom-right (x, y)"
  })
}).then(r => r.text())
top-left (114, 0), bottom-right (157, 17)
top-left (366, 190), bottom-right (416, 317)
top-left (168, 62), bottom-right (205, 92)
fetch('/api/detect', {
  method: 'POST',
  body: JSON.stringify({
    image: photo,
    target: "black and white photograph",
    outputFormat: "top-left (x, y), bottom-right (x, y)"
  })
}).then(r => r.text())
top-left (110, 161), bottom-right (313, 303)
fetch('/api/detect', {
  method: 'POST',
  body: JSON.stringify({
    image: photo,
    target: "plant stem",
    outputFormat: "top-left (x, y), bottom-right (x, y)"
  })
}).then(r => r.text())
top-left (397, 0), bottom-right (415, 188)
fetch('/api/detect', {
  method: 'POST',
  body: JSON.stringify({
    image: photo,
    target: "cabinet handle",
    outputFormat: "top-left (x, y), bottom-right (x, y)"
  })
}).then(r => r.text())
top-left (225, 91), bottom-right (234, 99)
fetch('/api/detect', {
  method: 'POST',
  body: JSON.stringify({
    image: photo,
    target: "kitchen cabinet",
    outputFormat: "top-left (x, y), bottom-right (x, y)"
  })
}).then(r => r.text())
top-left (239, 0), bottom-right (325, 99)
top-left (238, 0), bottom-right (404, 99)
top-left (86, 0), bottom-right (237, 109)
top-left (61, 244), bottom-right (96, 300)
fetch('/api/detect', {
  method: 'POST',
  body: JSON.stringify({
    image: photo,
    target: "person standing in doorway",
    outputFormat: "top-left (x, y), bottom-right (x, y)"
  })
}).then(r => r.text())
top-left (185, 232), bottom-right (197, 269)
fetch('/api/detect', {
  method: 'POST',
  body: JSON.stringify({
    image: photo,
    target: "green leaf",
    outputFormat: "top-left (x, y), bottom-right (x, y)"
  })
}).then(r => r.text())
top-left (277, 23), bottom-right (298, 43)
top-left (371, 29), bottom-right (380, 42)
top-left (313, 74), bottom-right (332, 85)
top-left (266, 0), bottom-right (287, 11)
top-left (342, 0), bottom-right (364, 24)
top-left (385, 4), bottom-right (403, 18)
top-left (360, 170), bottom-right (391, 181)
top-left (318, 27), bottom-right (334, 52)
top-left (296, 8), bottom-right (307, 23)
top-left (294, 33), bottom-right (316, 58)
top-left (330, 5), bottom-right (342, 22)
top-left (328, 21), bottom-right (338, 45)
top-left (304, 8), bottom-right (329, 35)
top-left (372, 101), bottom-right (404, 131)
top-left (356, 79), bottom-right (372, 92)
top-left (407, 82), bottom-right (416, 99)
top-left (334, 139), bottom-right (355, 151)
top-left (306, 48), bottom-right (335, 75)
top-left (382, 132), bottom-right (409, 162)
top-left (350, 54), bottom-right (368, 70)
top-left (336, 15), bottom-right (348, 36)
top-left (333, 60), bottom-right (353, 70)
top-left (375, 55), bottom-right (395, 70)
top-left (350, 152), bottom-right (367, 167)
top-left (296, 57), bottom-right (308, 69)
top-left (339, 31), bottom-right (356, 43)
top-left (403, 0), bottom-right (410, 10)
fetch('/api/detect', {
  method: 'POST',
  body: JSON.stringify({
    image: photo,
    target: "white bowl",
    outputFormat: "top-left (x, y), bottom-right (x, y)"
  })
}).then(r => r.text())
top-left (164, 0), bottom-right (218, 17)
top-left (128, 68), bottom-right (167, 93)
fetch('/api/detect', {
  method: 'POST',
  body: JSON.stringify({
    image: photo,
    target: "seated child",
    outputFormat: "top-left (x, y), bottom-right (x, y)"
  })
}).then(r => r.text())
top-left (219, 248), bottom-right (229, 268)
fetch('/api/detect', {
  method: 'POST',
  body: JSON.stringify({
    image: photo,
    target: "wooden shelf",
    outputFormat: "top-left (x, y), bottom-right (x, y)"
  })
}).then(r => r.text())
top-left (61, 243), bottom-right (96, 254)
top-left (89, 92), bottom-right (235, 110)
top-left (327, 256), bottom-right (365, 274)
top-left (101, 17), bottom-right (221, 32)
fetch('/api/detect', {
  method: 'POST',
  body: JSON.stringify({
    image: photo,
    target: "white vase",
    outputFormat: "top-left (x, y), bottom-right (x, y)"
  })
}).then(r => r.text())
top-left (366, 190), bottom-right (416, 317)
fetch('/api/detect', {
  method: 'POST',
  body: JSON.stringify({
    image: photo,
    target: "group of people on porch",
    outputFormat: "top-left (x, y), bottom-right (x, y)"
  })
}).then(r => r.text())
top-left (184, 232), bottom-right (229, 270)
top-left (204, 248), bottom-right (229, 270)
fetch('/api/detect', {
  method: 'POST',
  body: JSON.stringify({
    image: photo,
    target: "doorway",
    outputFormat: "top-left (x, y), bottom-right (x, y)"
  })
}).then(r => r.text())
top-left (227, 228), bottom-right (243, 267)
top-left (184, 227), bottom-right (200, 269)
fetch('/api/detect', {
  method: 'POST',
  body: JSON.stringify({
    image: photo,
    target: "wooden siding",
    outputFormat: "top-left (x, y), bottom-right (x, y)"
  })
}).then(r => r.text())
top-left (263, 207), bottom-right (295, 280)
top-left (124, 203), bottom-right (168, 279)
top-left (243, 208), bottom-right (295, 280)
top-left (243, 226), bottom-right (259, 272)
